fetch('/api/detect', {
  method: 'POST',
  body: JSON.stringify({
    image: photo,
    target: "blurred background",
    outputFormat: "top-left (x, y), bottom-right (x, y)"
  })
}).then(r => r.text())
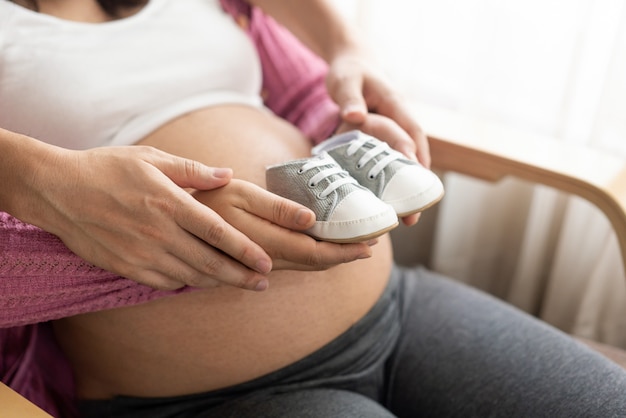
top-left (335, 0), bottom-right (626, 347)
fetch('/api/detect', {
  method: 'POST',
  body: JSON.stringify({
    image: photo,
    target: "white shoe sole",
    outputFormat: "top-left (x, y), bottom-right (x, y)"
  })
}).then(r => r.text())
top-left (386, 181), bottom-right (445, 217)
top-left (308, 202), bottom-right (398, 243)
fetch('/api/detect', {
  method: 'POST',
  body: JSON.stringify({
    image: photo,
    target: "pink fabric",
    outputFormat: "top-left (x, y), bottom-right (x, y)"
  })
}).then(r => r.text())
top-left (0, 2), bottom-right (340, 416)
top-left (220, 0), bottom-right (340, 144)
top-left (0, 212), bottom-right (195, 328)
top-left (0, 325), bottom-right (79, 417)
top-left (244, 7), bottom-right (340, 144)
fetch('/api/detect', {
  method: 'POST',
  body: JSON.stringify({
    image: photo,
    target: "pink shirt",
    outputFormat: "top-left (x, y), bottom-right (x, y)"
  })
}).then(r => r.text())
top-left (0, 1), bottom-right (340, 415)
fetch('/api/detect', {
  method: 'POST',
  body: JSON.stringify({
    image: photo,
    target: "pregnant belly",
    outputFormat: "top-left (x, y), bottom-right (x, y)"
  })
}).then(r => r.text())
top-left (52, 105), bottom-right (393, 399)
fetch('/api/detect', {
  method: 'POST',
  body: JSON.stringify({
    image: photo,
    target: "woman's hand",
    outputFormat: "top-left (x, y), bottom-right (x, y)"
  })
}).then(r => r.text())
top-left (326, 52), bottom-right (431, 169)
top-left (34, 146), bottom-right (281, 291)
top-left (10, 141), bottom-right (330, 291)
top-left (249, 0), bottom-right (429, 167)
top-left (335, 113), bottom-right (423, 226)
top-left (325, 49), bottom-right (433, 227)
top-left (193, 179), bottom-right (374, 271)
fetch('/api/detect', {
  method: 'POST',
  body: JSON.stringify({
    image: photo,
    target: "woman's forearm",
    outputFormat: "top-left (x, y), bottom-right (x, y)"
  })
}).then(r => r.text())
top-left (246, 0), bottom-right (363, 62)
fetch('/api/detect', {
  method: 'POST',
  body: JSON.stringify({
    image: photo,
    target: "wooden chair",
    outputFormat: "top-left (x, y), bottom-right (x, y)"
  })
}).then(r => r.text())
top-left (3, 101), bottom-right (626, 415)
top-left (0, 381), bottom-right (54, 417)
top-left (398, 101), bottom-right (626, 369)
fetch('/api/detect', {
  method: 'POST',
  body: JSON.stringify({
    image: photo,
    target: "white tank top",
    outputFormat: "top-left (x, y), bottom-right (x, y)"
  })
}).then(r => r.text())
top-left (0, 0), bottom-right (263, 149)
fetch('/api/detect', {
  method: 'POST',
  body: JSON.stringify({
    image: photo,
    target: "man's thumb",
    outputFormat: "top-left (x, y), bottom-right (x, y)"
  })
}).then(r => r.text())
top-left (160, 154), bottom-right (233, 190)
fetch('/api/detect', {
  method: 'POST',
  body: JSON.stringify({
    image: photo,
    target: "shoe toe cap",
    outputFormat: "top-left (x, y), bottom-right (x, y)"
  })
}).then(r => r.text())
top-left (382, 165), bottom-right (438, 201)
top-left (381, 165), bottom-right (444, 215)
top-left (309, 189), bottom-right (398, 241)
top-left (331, 189), bottom-right (393, 221)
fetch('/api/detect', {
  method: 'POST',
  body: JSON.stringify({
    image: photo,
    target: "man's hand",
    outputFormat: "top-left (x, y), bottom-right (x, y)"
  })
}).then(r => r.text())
top-left (19, 145), bottom-right (308, 291)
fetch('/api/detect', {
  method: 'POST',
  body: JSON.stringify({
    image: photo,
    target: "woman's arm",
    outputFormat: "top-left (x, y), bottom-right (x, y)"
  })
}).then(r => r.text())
top-left (245, 0), bottom-right (359, 63)
top-left (240, 0), bottom-right (429, 226)
top-left (0, 127), bottom-right (372, 326)
top-left (245, 0), bottom-right (430, 167)
top-left (223, 1), bottom-right (341, 144)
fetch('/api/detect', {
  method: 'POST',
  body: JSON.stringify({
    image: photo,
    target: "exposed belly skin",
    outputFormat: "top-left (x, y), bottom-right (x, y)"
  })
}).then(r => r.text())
top-left (52, 106), bottom-right (393, 399)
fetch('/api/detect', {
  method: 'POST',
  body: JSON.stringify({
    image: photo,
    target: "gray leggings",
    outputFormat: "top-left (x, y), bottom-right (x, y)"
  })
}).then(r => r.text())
top-left (79, 266), bottom-right (626, 417)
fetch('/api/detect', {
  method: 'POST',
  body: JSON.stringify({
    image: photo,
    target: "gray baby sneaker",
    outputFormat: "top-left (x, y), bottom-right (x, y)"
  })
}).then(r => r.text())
top-left (312, 130), bottom-right (445, 216)
top-left (266, 152), bottom-right (398, 243)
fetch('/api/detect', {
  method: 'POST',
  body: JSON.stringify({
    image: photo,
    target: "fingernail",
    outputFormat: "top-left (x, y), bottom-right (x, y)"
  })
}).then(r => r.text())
top-left (296, 208), bottom-right (314, 226)
top-left (358, 250), bottom-right (372, 259)
top-left (403, 149), bottom-right (418, 162)
top-left (213, 168), bottom-right (232, 178)
top-left (342, 103), bottom-right (365, 117)
top-left (255, 259), bottom-right (272, 274)
top-left (255, 279), bottom-right (269, 291)
top-left (366, 239), bottom-right (378, 246)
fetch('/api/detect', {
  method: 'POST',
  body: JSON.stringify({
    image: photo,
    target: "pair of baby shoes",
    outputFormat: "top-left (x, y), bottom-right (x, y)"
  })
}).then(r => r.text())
top-left (266, 130), bottom-right (445, 243)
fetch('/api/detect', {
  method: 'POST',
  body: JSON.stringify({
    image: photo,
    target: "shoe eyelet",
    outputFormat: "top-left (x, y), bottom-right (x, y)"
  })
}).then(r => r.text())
top-left (297, 168), bottom-right (304, 174)
top-left (356, 163), bottom-right (362, 169)
top-left (368, 174), bottom-right (375, 180)
top-left (309, 182), bottom-right (316, 188)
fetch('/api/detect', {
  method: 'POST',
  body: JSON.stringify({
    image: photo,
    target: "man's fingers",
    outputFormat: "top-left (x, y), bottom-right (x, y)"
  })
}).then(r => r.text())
top-left (162, 251), bottom-right (269, 291)
top-left (129, 270), bottom-right (187, 291)
top-left (174, 195), bottom-right (273, 276)
top-left (143, 146), bottom-right (234, 190)
top-left (107, 222), bottom-right (270, 291)
top-left (143, 252), bottom-right (268, 292)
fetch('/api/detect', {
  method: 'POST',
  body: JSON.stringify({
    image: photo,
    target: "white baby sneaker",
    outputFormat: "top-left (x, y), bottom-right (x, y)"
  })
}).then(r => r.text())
top-left (312, 130), bottom-right (445, 216)
top-left (266, 152), bottom-right (398, 243)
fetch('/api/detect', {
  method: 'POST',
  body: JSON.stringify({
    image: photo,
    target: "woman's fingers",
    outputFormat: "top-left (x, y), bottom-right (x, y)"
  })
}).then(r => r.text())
top-left (270, 236), bottom-right (374, 271)
top-left (122, 251), bottom-right (269, 292)
top-left (326, 57), bottom-right (369, 124)
top-left (233, 181), bottom-right (316, 230)
top-left (372, 94), bottom-right (432, 168)
top-left (34, 146), bottom-right (280, 292)
top-left (194, 181), bottom-right (375, 271)
top-left (172, 195), bottom-right (275, 278)
top-left (44, 145), bottom-right (374, 290)
top-left (325, 51), bottom-right (432, 168)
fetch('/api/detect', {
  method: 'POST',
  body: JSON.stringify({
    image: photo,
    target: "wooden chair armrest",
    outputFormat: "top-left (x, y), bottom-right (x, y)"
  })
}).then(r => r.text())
top-left (0, 381), bottom-right (53, 417)
top-left (411, 101), bottom-right (626, 270)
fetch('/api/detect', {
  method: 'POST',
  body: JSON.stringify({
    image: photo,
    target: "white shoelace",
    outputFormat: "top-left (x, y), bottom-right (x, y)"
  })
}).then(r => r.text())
top-left (299, 155), bottom-right (357, 199)
top-left (346, 136), bottom-right (401, 178)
